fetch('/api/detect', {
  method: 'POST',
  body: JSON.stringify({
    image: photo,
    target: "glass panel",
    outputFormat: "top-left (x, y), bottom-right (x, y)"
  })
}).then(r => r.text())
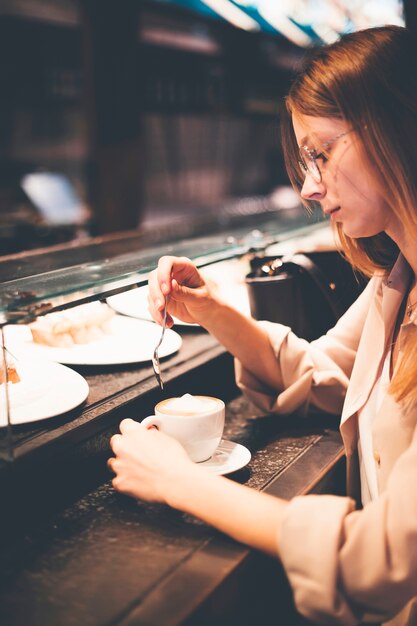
top-left (0, 235), bottom-right (245, 324)
top-left (0, 210), bottom-right (319, 325)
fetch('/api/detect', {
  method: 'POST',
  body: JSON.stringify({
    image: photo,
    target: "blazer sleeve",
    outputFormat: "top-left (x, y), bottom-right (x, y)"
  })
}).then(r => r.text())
top-left (279, 420), bottom-right (417, 625)
top-left (234, 276), bottom-right (378, 416)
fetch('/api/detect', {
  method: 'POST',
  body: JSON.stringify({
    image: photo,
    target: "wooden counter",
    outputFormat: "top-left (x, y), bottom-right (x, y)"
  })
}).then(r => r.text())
top-left (0, 327), bottom-right (345, 626)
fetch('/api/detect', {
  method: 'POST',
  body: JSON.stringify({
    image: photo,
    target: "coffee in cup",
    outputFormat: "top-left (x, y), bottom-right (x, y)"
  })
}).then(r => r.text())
top-left (141, 393), bottom-right (225, 462)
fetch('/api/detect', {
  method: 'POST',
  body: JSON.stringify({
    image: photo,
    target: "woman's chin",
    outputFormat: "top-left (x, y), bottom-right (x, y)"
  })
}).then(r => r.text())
top-left (341, 224), bottom-right (380, 239)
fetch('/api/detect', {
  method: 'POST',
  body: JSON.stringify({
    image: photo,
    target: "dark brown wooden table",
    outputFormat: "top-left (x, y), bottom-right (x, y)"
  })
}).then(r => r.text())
top-left (0, 327), bottom-right (345, 626)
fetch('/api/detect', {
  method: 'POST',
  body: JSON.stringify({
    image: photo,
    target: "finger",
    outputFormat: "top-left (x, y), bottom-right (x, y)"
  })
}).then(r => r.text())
top-left (148, 269), bottom-right (165, 305)
top-left (107, 457), bottom-right (116, 472)
top-left (112, 475), bottom-right (122, 491)
top-left (119, 418), bottom-right (141, 435)
top-left (148, 270), bottom-right (165, 314)
top-left (110, 433), bottom-right (122, 454)
top-left (147, 292), bottom-right (165, 326)
top-left (171, 257), bottom-right (205, 288)
top-left (157, 256), bottom-right (176, 295)
top-left (157, 256), bottom-right (202, 293)
top-left (170, 278), bottom-right (204, 302)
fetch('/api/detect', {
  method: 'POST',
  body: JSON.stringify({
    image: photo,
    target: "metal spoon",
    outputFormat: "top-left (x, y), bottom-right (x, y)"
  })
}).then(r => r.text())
top-left (151, 295), bottom-right (168, 390)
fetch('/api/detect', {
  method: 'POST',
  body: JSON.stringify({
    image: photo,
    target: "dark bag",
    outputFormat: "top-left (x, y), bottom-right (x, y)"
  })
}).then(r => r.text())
top-left (245, 250), bottom-right (367, 341)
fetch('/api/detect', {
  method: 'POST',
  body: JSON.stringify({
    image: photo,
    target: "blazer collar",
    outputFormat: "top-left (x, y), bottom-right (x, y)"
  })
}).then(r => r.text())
top-left (340, 254), bottom-right (411, 437)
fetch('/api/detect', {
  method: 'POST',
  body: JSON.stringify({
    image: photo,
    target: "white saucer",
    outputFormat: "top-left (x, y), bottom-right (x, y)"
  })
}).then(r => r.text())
top-left (199, 440), bottom-right (251, 475)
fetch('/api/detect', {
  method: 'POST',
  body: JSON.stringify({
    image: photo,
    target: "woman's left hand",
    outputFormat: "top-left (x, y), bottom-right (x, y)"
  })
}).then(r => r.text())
top-left (108, 418), bottom-right (194, 503)
top-left (109, 420), bottom-right (287, 559)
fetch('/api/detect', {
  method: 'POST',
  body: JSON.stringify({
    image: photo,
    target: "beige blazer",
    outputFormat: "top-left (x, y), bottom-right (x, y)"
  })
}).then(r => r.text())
top-left (235, 254), bottom-right (417, 626)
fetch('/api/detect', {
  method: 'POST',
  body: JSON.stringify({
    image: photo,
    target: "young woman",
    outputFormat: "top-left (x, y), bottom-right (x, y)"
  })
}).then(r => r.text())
top-left (108, 26), bottom-right (417, 626)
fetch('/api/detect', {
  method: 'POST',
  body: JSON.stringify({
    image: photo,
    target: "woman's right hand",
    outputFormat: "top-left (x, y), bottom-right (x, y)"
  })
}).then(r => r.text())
top-left (148, 256), bottom-right (218, 328)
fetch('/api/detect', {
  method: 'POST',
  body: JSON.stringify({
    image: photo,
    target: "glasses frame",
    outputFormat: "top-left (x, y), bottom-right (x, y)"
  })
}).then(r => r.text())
top-left (298, 129), bottom-right (353, 183)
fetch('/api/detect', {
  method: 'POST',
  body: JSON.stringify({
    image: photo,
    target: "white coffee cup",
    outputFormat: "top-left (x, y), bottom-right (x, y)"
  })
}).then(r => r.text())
top-left (141, 394), bottom-right (225, 462)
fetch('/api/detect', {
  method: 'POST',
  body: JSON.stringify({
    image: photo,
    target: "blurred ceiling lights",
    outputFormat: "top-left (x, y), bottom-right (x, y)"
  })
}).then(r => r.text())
top-left (173, 0), bottom-right (405, 46)
top-left (201, 0), bottom-right (260, 30)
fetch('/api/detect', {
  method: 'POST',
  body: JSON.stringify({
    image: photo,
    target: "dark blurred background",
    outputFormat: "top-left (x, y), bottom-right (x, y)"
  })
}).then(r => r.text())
top-left (0, 0), bottom-right (409, 255)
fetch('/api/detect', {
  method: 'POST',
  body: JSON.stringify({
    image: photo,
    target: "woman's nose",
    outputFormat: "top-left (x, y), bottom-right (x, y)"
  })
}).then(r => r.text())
top-left (300, 173), bottom-right (326, 201)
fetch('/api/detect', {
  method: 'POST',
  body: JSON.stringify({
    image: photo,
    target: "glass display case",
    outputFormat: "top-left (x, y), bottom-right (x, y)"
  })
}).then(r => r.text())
top-left (0, 208), bottom-right (325, 462)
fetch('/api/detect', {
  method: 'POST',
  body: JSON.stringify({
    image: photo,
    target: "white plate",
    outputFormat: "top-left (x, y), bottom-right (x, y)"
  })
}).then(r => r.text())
top-left (199, 440), bottom-right (251, 475)
top-left (107, 287), bottom-right (198, 327)
top-left (4, 316), bottom-right (182, 366)
top-left (0, 359), bottom-right (89, 425)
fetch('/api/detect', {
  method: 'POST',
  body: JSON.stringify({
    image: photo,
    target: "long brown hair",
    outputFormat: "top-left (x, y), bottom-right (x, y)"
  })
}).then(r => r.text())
top-left (281, 25), bottom-right (417, 406)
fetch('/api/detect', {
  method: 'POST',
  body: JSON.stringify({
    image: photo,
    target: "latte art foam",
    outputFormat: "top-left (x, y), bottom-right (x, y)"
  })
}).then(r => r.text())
top-left (156, 393), bottom-right (222, 416)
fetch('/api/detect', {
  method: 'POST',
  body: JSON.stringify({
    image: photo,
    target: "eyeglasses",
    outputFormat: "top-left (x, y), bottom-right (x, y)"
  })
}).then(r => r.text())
top-left (298, 129), bottom-right (353, 183)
